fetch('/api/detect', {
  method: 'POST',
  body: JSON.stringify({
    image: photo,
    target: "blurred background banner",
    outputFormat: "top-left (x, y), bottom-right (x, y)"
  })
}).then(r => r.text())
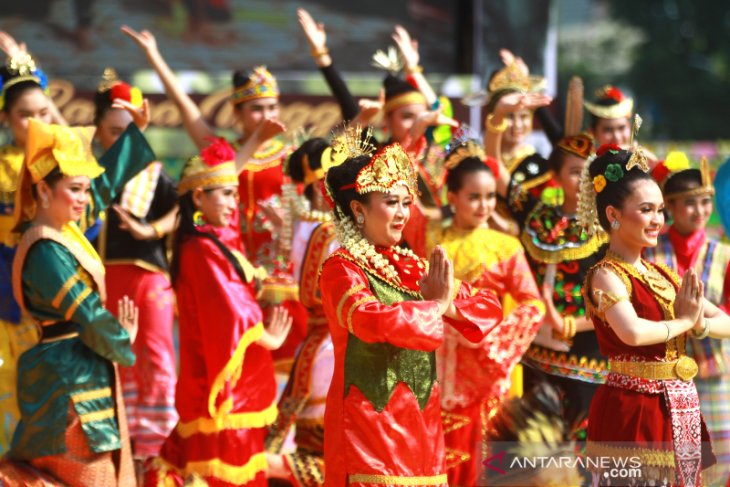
top-left (1, 0), bottom-right (728, 163)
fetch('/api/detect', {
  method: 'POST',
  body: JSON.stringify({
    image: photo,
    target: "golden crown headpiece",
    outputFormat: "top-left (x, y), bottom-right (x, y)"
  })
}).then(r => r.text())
top-left (443, 140), bottom-right (486, 171)
top-left (348, 143), bottom-right (418, 196)
top-left (230, 66), bottom-right (279, 106)
top-left (487, 61), bottom-right (545, 95)
top-left (0, 51), bottom-right (49, 111)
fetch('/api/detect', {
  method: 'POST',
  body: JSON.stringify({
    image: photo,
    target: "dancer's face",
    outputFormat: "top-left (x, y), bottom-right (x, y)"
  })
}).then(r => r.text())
top-left (385, 103), bottom-right (427, 143)
top-left (448, 169), bottom-right (497, 230)
top-left (608, 179), bottom-right (664, 249)
top-left (236, 97), bottom-right (280, 135)
top-left (36, 175), bottom-right (92, 226)
top-left (554, 153), bottom-right (586, 203)
top-left (95, 108), bottom-right (133, 151)
top-left (193, 185), bottom-right (239, 228)
top-left (667, 189), bottom-right (713, 236)
top-left (503, 109), bottom-right (532, 148)
top-left (4, 87), bottom-right (52, 148)
top-left (593, 117), bottom-right (631, 148)
top-left (351, 185), bottom-right (412, 248)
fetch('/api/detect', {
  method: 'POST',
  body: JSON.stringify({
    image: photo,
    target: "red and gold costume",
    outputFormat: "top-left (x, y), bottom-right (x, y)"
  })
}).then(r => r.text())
top-left (585, 253), bottom-right (715, 485)
top-left (319, 139), bottom-right (503, 486)
top-left (266, 218), bottom-right (338, 486)
top-left (428, 226), bottom-right (543, 486)
top-left (148, 142), bottom-right (276, 486)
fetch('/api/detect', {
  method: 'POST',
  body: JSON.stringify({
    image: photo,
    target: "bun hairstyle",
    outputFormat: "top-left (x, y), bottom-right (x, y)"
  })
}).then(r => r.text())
top-left (232, 69), bottom-right (249, 89)
top-left (288, 137), bottom-right (329, 201)
top-left (587, 148), bottom-right (654, 232)
top-left (445, 156), bottom-right (493, 193)
top-left (324, 155), bottom-right (371, 221)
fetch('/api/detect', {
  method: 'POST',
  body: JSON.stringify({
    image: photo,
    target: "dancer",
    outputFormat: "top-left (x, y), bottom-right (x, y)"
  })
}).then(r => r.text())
top-left (319, 129), bottom-right (503, 486)
top-left (3, 116), bottom-right (156, 486)
top-left (147, 138), bottom-right (292, 486)
top-left (93, 68), bottom-right (179, 464)
top-left (426, 139), bottom-right (543, 485)
top-left (580, 146), bottom-right (730, 485)
top-left (266, 138), bottom-right (338, 486)
top-left (645, 152), bottom-right (730, 483)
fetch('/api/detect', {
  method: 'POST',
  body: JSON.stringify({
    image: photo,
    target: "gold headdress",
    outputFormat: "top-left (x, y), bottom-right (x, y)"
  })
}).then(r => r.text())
top-left (0, 51), bottom-right (49, 111)
top-left (653, 152), bottom-right (714, 199)
top-left (13, 119), bottom-right (101, 228)
top-left (443, 140), bottom-right (486, 171)
top-left (178, 138), bottom-right (238, 195)
top-left (487, 61), bottom-right (545, 95)
top-left (584, 85), bottom-right (633, 120)
top-left (230, 66), bottom-right (279, 106)
top-left (353, 143), bottom-right (418, 196)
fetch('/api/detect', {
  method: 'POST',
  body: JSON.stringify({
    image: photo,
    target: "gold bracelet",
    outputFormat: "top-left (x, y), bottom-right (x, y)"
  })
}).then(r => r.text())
top-left (310, 47), bottom-right (329, 58)
top-left (563, 315), bottom-right (576, 339)
top-left (150, 221), bottom-right (165, 239)
top-left (406, 65), bottom-right (424, 74)
top-left (486, 114), bottom-right (508, 134)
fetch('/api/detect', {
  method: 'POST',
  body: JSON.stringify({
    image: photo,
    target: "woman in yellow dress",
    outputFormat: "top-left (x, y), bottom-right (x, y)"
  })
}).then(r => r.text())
top-left (426, 140), bottom-right (544, 486)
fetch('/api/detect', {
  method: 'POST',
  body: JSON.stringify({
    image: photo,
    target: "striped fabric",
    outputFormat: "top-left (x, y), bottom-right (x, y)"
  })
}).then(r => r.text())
top-left (696, 376), bottom-right (730, 485)
top-left (119, 162), bottom-right (162, 218)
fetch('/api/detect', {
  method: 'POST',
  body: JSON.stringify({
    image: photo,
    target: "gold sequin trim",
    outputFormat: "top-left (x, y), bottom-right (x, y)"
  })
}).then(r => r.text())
top-left (79, 408), bottom-right (115, 424)
top-left (52, 275), bottom-right (80, 308)
top-left (346, 296), bottom-right (378, 333)
top-left (64, 287), bottom-right (91, 320)
top-left (348, 473), bottom-right (447, 485)
top-left (336, 284), bottom-right (366, 329)
top-left (71, 387), bottom-right (112, 403)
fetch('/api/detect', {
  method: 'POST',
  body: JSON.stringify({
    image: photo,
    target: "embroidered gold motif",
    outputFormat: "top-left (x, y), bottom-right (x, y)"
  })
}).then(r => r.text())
top-left (336, 284), bottom-right (366, 329)
top-left (346, 296), bottom-right (378, 333)
top-left (348, 473), bottom-right (447, 485)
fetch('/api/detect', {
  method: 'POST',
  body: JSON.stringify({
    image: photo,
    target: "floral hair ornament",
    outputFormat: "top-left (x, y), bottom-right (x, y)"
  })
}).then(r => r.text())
top-left (320, 125), bottom-right (376, 208)
top-left (576, 154), bottom-right (603, 236)
top-left (653, 152), bottom-right (715, 199)
top-left (625, 115), bottom-right (650, 173)
top-left (230, 66), bottom-right (279, 106)
top-left (97, 67), bottom-right (143, 108)
top-left (178, 138), bottom-right (238, 195)
top-left (0, 51), bottom-right (49, 111)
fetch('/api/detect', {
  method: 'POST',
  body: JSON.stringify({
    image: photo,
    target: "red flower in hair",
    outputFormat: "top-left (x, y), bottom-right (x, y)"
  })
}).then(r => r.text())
top-left (109, 82), bottom-right (132, 103)
top-left (484, 155), bottom-right (500, 179)
top-left (405, 75), bottom-right (419, 90)
top-left (604, 86), bottom-right (624, 103)
top-left (201, 137), bottom-right (236, 166)
top-left (651, 161), bottom-right (670, 184)
top-left (596, 143), bottom-right (622, 157)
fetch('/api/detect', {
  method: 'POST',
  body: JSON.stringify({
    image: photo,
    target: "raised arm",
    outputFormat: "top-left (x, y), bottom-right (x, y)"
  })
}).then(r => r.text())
top-left (297, 8), bottom-right (359, 121)
top-left (392, 25), bottom-right (437, 107)
top-left (121, 25), bottom-right (215, 149)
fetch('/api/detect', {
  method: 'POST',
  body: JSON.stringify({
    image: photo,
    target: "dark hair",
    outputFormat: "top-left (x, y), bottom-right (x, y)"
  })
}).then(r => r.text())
top-left (664, 169), bottom-right (702, 197)
top-left (93, 89), bottom-right (115, 126)
top-left (324, 155), bottom-right (371, 220)
top-left (31, 166), bottom-right (64, 199)
top-left (548, 146), bottom-right (577, 174)
top-left (445, 157), bottom-right (493, 193)
top-left (232, 70), bottom-right (249, 89)
top-left (0, 66), bottom-right (44, 113)
top-left (589, 149), bottom-right (655, 231)
top-left (287, 137), bottom-right (329, 202)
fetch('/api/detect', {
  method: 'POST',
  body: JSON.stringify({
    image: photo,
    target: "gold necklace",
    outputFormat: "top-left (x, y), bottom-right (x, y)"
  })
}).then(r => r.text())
top-left (605, 250), bottom-right (675, 304)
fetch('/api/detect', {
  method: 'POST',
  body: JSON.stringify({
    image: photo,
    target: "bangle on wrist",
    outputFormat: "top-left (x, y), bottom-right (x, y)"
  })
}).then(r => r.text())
top-left (405, 65), bottom-right (423, 74)
top-left (693, 317), bottom-right (710, 339)
top-left (564, 315), bottom-right (576, 338)
top-left (310, 47), bottom-right (329, 58)
top-left (486, 114), bottom-right (508, 134)
top-left (663, 321), bottom-right (672, 342)
top-left (150, 221), bottom-right (164, 239)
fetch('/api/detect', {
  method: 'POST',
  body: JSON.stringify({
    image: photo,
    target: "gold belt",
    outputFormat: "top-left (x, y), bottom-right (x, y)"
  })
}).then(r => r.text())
top-left (609, 356), bottom-right (698, 382)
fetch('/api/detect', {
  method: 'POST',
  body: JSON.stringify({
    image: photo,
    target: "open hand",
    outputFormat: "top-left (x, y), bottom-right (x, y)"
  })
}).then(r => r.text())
top-left (297, 9), bottom-right (327, 51)
top-left (418, 246), bottom-right (454, 315)
top-left (113, 98), bottom-right (151, 131)
top-left (263, 306), bottom-right (293, 350)
top-left (493, 92), bottom-right (552, 116)
top-left (112, 205), bottom-right (156, 240)
top-left (0, 31), bottom-right (27, 59)
top-left (253, 118), bottom-right (286, 145)
top-left (392, 25), bottom-right (419, 70)
top-left (120, 25), bottom-right (158, 54)
top-left (117, 295), bottom-right (139, 344)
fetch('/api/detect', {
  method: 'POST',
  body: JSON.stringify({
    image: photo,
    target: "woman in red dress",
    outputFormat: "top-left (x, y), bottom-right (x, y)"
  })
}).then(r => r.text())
top-left (146, 139), bottom-right (291, 486)
top-left (318, 130), bottom-right (503, 486)
top-left (580, 145), bottom-right (730, 485)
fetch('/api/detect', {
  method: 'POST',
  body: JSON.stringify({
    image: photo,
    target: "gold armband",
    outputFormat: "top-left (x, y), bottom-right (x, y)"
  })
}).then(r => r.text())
top-left (486, 114), bottom-right (508, 134)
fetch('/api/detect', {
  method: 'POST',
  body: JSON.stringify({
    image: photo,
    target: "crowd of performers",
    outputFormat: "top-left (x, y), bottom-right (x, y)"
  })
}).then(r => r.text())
top-left (0, 7), bottom-right (729, 487)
